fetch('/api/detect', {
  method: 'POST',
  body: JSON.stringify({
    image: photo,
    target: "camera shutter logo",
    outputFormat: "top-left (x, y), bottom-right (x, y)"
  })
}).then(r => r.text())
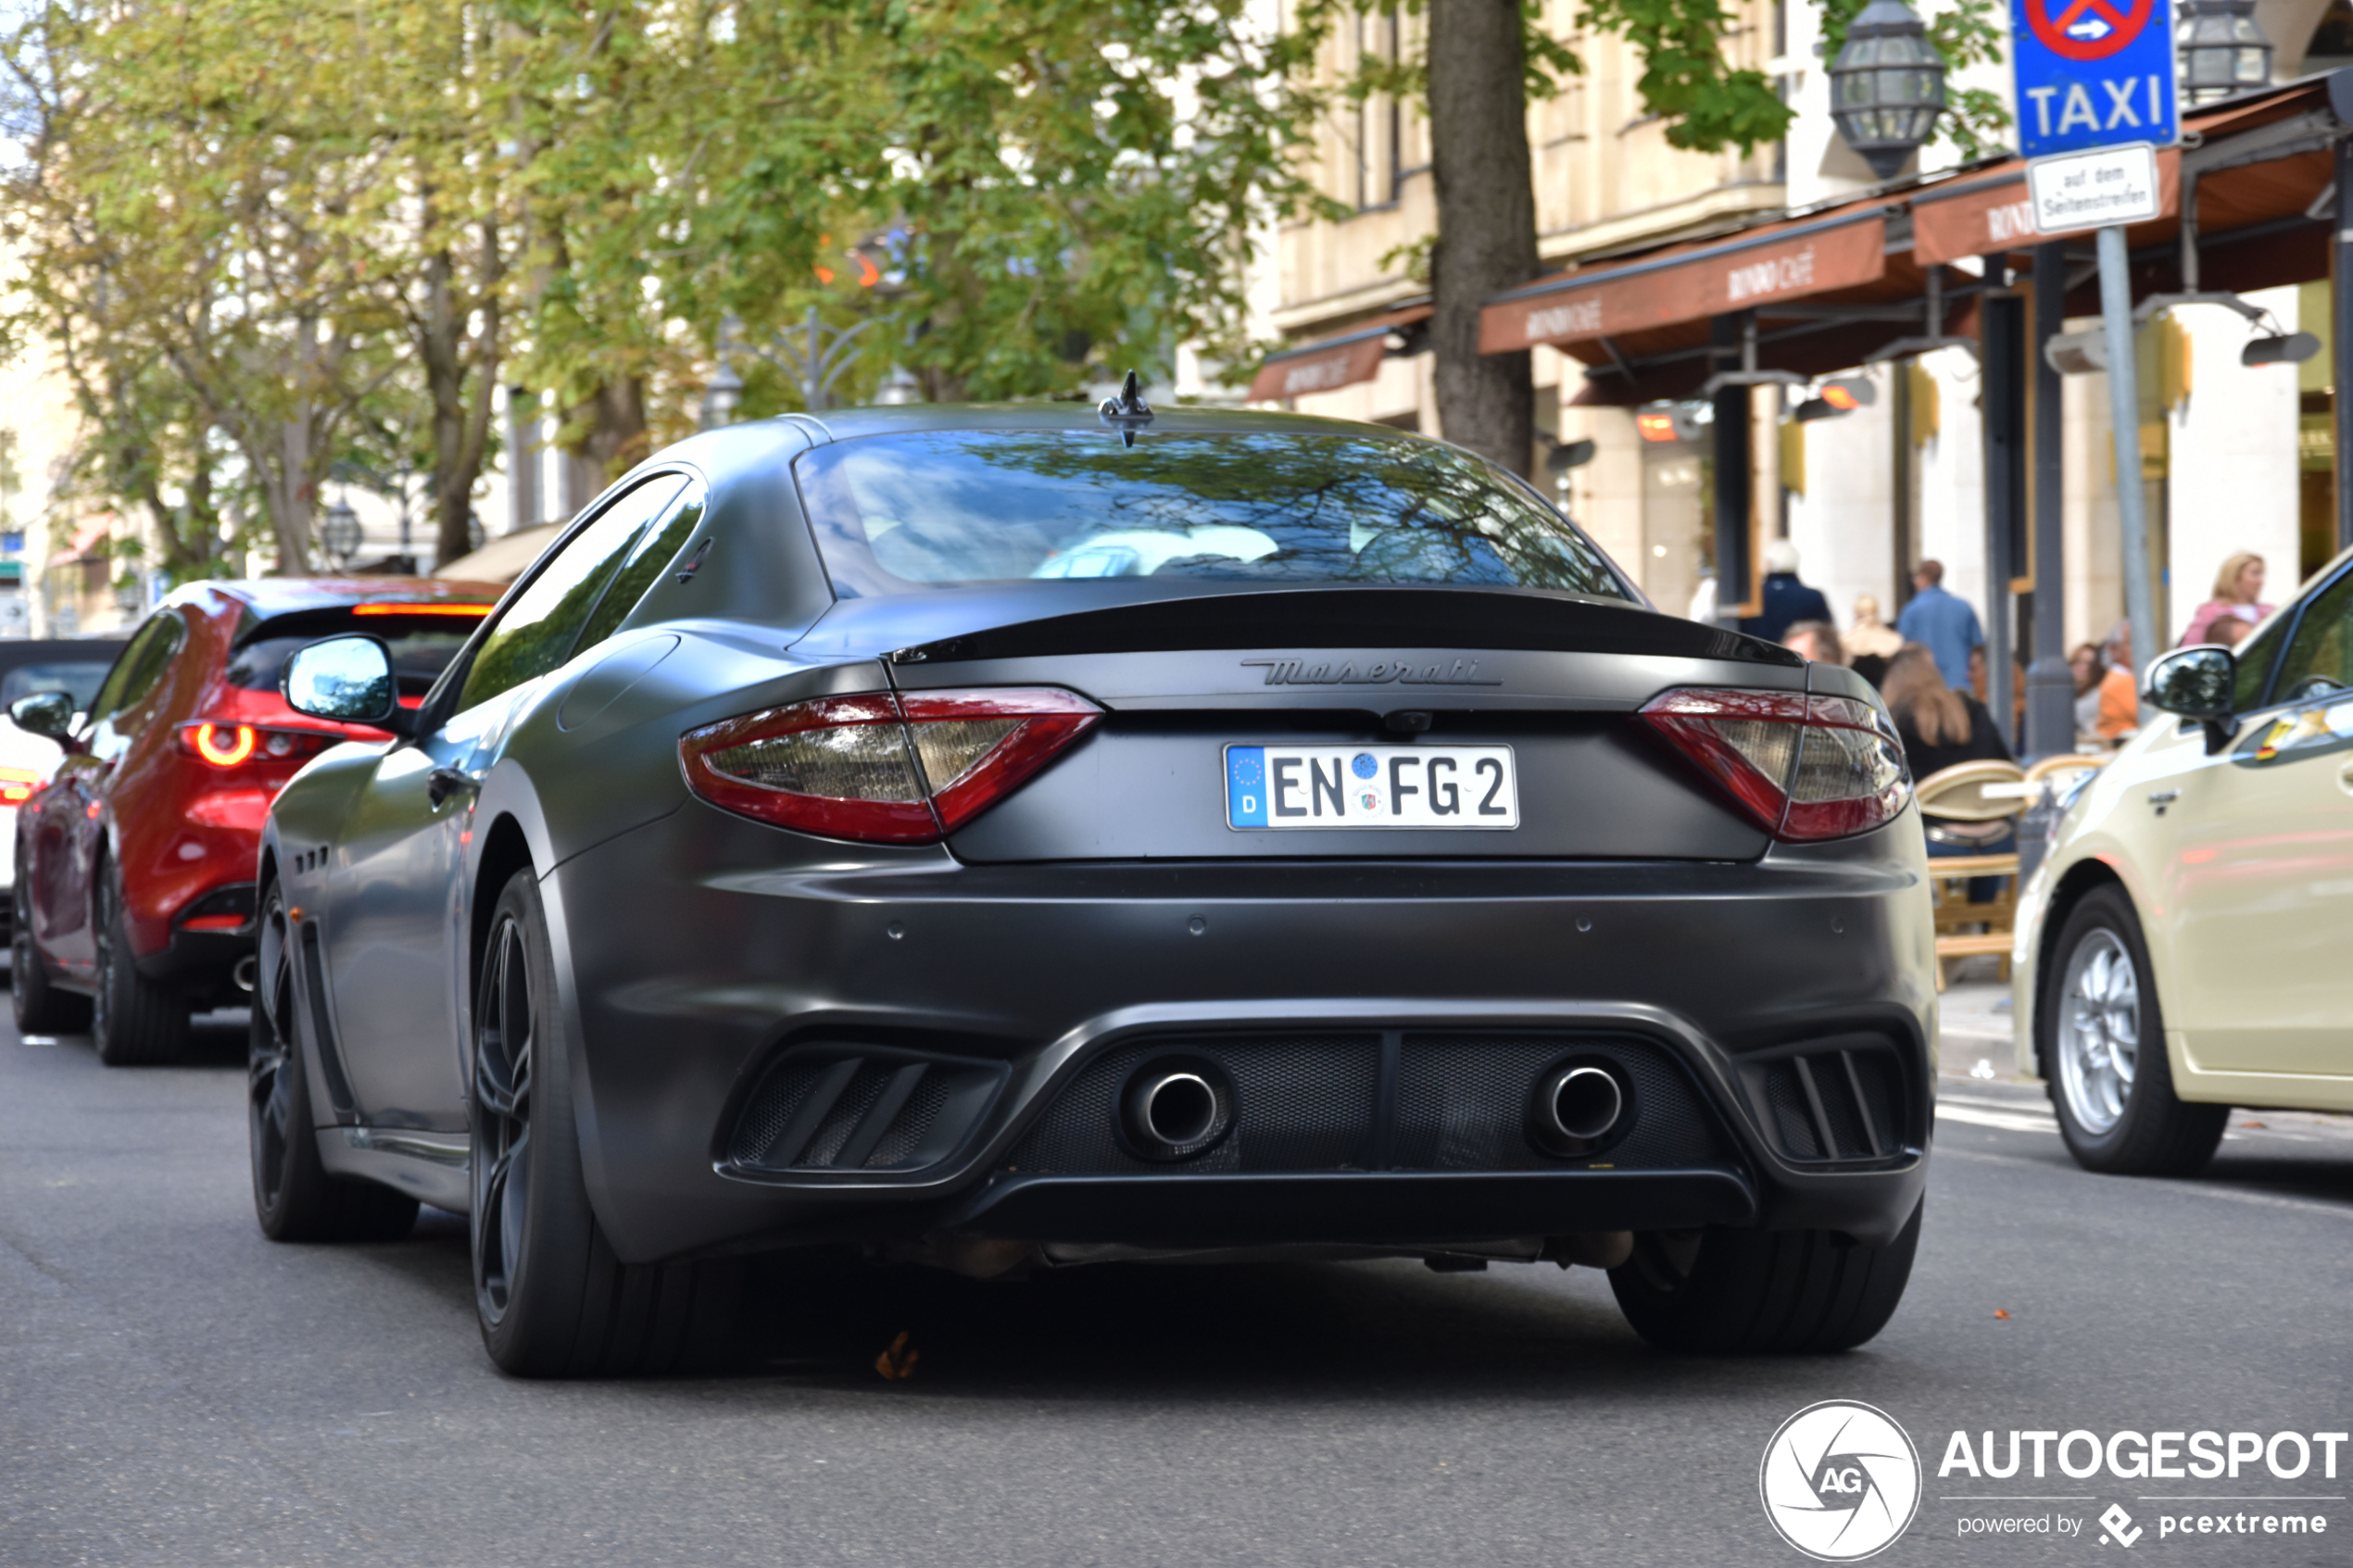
top-left (1759, 1400), bottom-right (1922, 1561)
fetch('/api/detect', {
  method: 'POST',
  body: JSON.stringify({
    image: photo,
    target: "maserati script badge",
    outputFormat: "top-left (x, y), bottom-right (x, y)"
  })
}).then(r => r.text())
top-left (1239, 658), bottom-right (1502, 687)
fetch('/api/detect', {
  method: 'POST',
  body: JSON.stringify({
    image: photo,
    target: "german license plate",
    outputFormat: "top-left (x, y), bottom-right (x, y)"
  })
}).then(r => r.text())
top-left (1225, 745), bottom-right (1518, 830)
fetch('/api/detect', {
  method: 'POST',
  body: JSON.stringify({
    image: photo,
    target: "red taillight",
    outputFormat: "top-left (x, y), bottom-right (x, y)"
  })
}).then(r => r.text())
top-left (1638, 687), bottom-right (1910, 842)
top-left (679, 688), bottom-right (1102, 843)
top-left (0, 766), bottom-right (40, 806)
top-left (176, 721), bottom-right (341, 769)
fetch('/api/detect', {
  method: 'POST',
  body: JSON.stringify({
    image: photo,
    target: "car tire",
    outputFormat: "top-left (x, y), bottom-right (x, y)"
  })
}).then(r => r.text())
top-left (2037, 884), bottom-right (2226, 1175)
top-left (471, 872), bottom-right (739, 1377)
top-left (91, 866), bottom-right (188, 1066)
top-left (248, 884), bottom-right (419, 1243)
top-left (1608, 1199), bottom-right (1922, 1353)
top-left (13, 876), bottom-right (91, 1034)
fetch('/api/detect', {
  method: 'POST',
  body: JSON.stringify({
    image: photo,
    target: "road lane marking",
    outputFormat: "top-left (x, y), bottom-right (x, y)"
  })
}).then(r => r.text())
top-left (1937, 1145), bottom-right (2353, 1219)
top-left (1937, 1103), bottom-right (2059, 1134)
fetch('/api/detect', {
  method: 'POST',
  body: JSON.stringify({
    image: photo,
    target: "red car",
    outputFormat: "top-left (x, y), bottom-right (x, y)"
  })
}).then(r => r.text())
top-left (8, 578), bottom-right (500, 1062)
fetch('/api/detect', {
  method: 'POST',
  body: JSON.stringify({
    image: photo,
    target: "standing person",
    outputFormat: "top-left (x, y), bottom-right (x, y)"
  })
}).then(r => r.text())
top-left (2069, 643), bottom-right (2107, 745)
top-left (1894, 559), bottom-right (1983, 690)
top-left (1844, 593), bottom-right (1903, 688)
top-left (2096, 622), bottom-right (2139, 744)
top-left (2179, 552), bottom-right (2274, 647)
top-left (1739, 539), bottom-right (1833, 644)
top-left (1844, 594), bottom-right (1904, 659)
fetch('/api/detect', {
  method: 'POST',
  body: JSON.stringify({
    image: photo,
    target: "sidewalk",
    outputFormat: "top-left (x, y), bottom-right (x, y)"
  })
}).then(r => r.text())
top-left (1939, 972), bottom-right (2031, 1083)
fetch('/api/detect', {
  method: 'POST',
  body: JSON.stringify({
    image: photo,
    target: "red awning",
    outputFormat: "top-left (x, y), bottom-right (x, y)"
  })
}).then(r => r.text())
top-left (1481, 208), bottom-right (1893, 354)
top-left (1249, 303), bottom-right (1432, 401)
top-left (1476, 78), bottom-right (2344, 406)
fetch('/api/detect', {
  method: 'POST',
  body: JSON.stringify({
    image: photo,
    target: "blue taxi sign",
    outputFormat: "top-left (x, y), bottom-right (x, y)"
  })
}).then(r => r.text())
top-left (2010, 0), bottom-right (2180, 158)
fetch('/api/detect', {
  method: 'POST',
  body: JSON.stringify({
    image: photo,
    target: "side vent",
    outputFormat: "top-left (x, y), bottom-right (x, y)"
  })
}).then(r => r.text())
top-left (1743, 1038), bottom-right (1908, 1164)
top-left (729, 1048), bottom-right (1004, 1175)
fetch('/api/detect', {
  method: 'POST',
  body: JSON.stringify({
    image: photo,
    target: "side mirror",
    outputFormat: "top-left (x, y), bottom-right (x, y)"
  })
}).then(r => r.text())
top-left (8, 690), bottom-right (78, 745)
top-left (282, 634), bottom-right (401, 728)
top-left (2145, 645), bottom-right (2235, 753)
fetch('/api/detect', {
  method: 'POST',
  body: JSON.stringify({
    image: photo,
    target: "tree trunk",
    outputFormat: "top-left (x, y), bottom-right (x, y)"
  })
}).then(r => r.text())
top-left (1427, 0), bottom-right (1540, 477)
top-left (569, 378), bottom-right (647, 495)
top-left (421, 244), bottom-right (503, 568)
top-left (266, 419), bottom-right (315, 573)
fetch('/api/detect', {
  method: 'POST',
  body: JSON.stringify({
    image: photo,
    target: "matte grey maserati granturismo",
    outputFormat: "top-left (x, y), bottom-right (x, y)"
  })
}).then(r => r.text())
top-left (255, 390), bottom-right (1933, 1375)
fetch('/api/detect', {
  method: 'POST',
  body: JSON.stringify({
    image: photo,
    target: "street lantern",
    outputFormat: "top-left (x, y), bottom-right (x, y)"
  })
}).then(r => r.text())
top-left (320, 498), bottom-right (361, 567)
top-left (700, 360), bottom-right (744, 430)
top-left (873, 365), bottom-right (922, 406)
top-left (2177, 0), bottom-right (2272, 105)
top-left (1828, 0), bottom-right (1948, 182)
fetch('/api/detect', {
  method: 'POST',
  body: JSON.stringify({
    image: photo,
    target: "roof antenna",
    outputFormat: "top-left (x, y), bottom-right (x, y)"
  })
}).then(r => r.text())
top-left (1099, 369), bottom-right (1153, 446)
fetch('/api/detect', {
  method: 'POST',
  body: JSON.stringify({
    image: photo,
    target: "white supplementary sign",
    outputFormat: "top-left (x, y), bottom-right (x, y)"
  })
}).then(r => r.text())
top-left (2026, 143), bottom-right (2161, 235)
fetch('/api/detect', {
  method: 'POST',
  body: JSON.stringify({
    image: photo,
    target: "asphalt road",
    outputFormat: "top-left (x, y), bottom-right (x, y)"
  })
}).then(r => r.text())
top-left (4, 997), bottom-right (2349, 1567)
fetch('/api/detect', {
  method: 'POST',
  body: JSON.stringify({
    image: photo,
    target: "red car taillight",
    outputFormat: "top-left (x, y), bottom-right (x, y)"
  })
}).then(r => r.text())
top-left (1638, 687), bottom-right (1910, 842)
top-left (0, 765), bottom-right (40, 806)
top-left (679, 688), bottom-right (1102, 843)
top-left (175, 721), bottom-right (342, 769)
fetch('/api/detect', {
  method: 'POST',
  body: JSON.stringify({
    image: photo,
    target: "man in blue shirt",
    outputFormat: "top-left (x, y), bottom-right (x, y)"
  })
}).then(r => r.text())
top-left (1894, 558), bottom-right (1982, 689)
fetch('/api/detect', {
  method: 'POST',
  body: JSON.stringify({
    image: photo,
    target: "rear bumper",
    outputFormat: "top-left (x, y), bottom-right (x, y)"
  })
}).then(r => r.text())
top-left (551, 800), bottom-right (1939, 1265)
top-left (132, 882), bottom-right (258, 995)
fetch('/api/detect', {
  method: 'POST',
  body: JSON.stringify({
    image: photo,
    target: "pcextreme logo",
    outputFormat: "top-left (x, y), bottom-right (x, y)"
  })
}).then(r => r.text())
top-left (1761, 1400), bottom-right (1923, 1561)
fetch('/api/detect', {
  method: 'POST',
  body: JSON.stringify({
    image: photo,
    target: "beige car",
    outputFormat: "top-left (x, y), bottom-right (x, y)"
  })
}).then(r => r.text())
top-left (2013, 546), bottom-right (2353, 1173)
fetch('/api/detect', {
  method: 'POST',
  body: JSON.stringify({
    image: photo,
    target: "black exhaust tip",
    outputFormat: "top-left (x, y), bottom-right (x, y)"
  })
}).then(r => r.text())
top-left (1118, 1055), bottom-right (1233, 1161)
top-left (1528, 1059), bottom-right (1632, 1158)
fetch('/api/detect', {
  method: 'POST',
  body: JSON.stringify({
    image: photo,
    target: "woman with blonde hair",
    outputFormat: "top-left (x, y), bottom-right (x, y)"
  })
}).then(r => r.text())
top-left (1883, 645), bottom-right (2014, 893)
top-left (2179, 552), bottom-right (2273, 647)
top-left (1882, 644), bottom-right (2011, 781)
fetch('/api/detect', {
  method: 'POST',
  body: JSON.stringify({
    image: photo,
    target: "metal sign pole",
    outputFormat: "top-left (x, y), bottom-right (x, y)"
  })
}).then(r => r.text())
top-left (2096, 223), bottom-right (2159, 718)
top-left (2008, 0), bottom-right (2176, 722)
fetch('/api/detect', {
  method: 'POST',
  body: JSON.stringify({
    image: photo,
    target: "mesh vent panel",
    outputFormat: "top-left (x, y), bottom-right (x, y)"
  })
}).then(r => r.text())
top-left (1007, 1031), bottom-right (1739, 1176)
top-left (1395, 1035), bottom-right (1729, 1171)
top-left (799, 1064), bottom-right (896, 1167)
top-left (731, 1060), bottom-right (833, 1165)
top-left (728, 1049), bottom-right (1002, 1173)
top-left (1764, 1062), bottom-right (1821, 1159)
top-left (864, 1071), bottom-right (954, 1168)
top-left (1752, 1044), bottom-right (1910, 1163)
top-left (1007, 1035), bottom-right (1379, 1174)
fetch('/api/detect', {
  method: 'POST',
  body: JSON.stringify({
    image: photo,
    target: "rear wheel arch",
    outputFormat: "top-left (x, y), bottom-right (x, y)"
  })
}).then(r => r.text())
top-left (468, 814), bottom-right (535, 1009)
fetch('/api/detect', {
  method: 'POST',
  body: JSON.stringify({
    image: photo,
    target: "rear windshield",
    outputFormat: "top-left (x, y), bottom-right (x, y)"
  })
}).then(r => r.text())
top-left (792, 431), bottom-right (1634, 601)
top-left (229, 615), bottom-right (482, 702)
top-left (0, 659), bottom-right (114, 712)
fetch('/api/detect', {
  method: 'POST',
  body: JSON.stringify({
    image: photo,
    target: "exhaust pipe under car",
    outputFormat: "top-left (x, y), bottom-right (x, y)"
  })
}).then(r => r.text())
top-left (232, 955), bottom-right (258, 994)
top-left (1528, 1061), bottom-right (1629, 1157)
top-left (1118, 1058), bottom-right (1233, 1160)
top-left (1136, 1072), bottom-right (1218, 1148)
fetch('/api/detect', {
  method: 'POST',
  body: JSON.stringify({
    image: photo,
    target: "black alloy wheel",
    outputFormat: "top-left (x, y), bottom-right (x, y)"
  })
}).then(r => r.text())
top-left (91, 864), bottom-right (188, 1065)
top-left (471, 901), bottom-right (535, 1330)
top-left (469, 873), bottom-right (738, 1377)
top-left (12, 869), bottom-right (90, 1035)
top-left (248, 883), bottom-right (417, 1243)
